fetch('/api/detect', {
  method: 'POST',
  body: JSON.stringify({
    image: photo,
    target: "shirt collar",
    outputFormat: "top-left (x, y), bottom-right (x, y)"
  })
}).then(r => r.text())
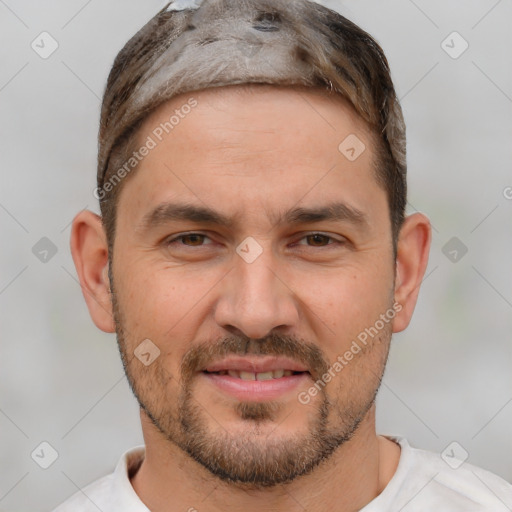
top-left (114, 437), bottom-right (411, 510)
top-left (111, 445), bottom-right (149, 510)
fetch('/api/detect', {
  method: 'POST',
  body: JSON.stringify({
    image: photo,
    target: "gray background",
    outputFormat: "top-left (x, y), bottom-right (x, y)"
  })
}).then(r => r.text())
top-left (1, 1), bottom-right (511, 511)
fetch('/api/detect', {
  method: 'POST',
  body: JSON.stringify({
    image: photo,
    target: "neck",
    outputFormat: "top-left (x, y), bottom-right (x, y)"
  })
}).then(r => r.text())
top-left (131, 406), bottom-right (401, 512)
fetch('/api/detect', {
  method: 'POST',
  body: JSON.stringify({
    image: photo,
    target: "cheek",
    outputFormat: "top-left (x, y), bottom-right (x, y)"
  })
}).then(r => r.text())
top-left (298, 265), bottom-right (394, 350)
top-left (115, 262), bottom-right (217, 341)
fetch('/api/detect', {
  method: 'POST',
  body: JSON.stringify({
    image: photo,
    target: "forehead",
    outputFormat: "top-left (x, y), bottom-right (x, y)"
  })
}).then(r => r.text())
top-left (133, 84), bottom-right (376, 181)
top-left (141, 83), bottom-right (372, 148)
top-left (117, 84), bottom-right (385, 228)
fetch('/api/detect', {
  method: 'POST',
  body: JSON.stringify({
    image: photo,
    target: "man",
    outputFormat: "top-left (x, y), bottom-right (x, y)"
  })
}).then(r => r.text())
top-left (56, 0), bottom-right (512, 510)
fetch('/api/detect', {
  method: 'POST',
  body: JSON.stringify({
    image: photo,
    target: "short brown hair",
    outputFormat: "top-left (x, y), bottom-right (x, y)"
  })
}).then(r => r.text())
top-left (97, 0), bottom-right (406, 252)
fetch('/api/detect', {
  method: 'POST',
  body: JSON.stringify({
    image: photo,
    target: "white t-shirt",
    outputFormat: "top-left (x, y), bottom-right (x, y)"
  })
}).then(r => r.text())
top-left (53, 436), bottom-right (512, 511)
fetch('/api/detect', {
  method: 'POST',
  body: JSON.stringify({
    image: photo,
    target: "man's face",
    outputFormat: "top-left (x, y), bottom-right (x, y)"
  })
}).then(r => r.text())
top-left (110, 85), bottom-right (396, 488)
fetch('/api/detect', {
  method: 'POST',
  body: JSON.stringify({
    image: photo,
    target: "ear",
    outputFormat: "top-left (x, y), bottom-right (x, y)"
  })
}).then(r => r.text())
top-left (392, 212), bottom-right (431, 333)
top-left (70, 210), bottom-right (115, 333)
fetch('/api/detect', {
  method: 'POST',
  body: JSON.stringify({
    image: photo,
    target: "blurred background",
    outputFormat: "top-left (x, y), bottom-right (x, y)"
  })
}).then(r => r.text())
top-left (1, 0), bottom-right (511, 510)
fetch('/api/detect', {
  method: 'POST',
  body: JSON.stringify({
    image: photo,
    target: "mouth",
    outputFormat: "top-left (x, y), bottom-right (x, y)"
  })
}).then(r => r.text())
top-left (200, 356), bottom-right (311, 401)
top-left (203, 369), bottom-right (307, 380)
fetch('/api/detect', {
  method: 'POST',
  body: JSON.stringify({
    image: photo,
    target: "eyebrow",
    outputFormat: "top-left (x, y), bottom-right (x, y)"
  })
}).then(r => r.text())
top-left (137, 200), bottom-right (369, 233)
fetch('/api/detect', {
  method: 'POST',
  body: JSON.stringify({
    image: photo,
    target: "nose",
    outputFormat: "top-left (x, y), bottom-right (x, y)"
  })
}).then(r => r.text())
top-left (214, 244), bottom-right (300, 339)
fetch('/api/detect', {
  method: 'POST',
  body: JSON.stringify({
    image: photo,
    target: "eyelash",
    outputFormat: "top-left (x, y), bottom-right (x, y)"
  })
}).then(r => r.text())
top-left (164, 232), bottom-right (344, 249)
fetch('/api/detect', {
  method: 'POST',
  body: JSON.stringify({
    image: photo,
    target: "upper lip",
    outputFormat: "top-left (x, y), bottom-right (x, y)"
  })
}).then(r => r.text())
top-left (203, 356), bottom-right (309, 374)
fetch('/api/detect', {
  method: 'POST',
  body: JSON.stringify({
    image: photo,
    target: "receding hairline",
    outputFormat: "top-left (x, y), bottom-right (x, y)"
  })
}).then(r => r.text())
top-left (137, 82), bottom-right (370, 136)
top-left (126, 82), bottom-right (379, 184)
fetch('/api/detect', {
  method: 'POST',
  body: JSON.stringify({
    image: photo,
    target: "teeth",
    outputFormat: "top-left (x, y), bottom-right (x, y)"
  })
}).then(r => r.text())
top-left (215, 369), bottom-right (300, 379)
top-left (239, 371), bottom-right (256, 381)
top-left (256, 371), bottom-right (274, 381)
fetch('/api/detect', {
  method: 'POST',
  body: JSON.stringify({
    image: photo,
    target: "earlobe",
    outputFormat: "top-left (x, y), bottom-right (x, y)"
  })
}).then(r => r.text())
top-left (392, 213), bottom-right (431, 333)
top-left (70, 210), bottom-right (115, 333)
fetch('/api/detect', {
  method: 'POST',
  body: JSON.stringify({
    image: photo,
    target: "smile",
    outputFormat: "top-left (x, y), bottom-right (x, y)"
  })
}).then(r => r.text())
top-left (204, 369), bottom-right (304, 380)
top-left (199, 356), bottom-right (312, 400)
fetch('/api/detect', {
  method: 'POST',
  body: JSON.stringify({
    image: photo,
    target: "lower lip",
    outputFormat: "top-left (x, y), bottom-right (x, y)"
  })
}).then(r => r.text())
top-left (201, 372), bottom-right (310, 401)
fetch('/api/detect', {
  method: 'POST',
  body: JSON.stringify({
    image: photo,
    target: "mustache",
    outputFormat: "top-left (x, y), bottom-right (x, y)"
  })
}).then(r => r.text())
top-left (180, 332), bottom-right (329, 384)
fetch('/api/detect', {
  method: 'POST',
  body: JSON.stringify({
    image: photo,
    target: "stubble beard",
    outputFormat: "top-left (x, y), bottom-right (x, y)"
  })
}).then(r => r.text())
top-left (109, 276), bottom-right (391, 489)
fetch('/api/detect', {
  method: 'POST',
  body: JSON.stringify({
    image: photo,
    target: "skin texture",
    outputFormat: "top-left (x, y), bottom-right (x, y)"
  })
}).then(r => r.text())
top-left (71, 84), bottom-right (431, 512)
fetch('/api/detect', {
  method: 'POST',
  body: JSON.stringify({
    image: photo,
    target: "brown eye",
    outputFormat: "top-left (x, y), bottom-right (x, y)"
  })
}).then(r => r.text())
top-left (292, 232), bottom-right (346, 250)
top-left (166, 233), bottom-right (212, 247)
top-left (180, 234), bottom-right (206, 246)
top-left (304, 234), bottom-right (333, 246)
